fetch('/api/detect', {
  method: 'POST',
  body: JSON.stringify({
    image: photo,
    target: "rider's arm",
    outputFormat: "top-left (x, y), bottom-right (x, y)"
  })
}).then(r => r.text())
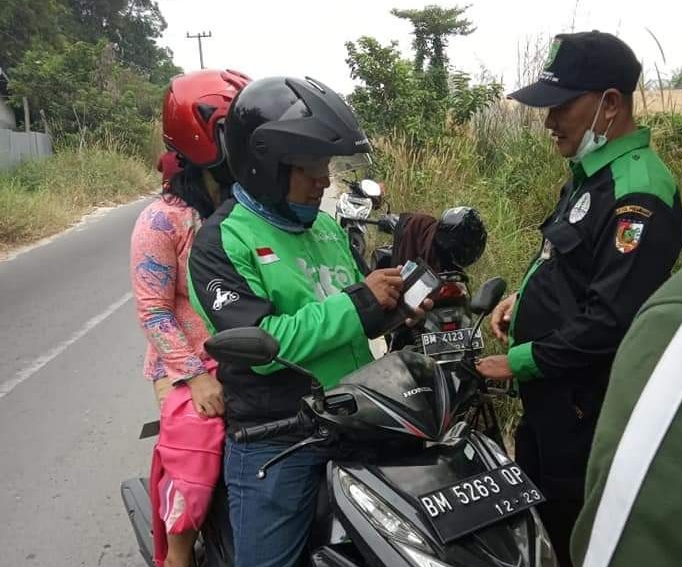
top-left (131, 204), bottom-right (209, 384)
top-left (508, 194), bottom-right (681, 382)
top-left (187, 225), bottom-right (384, 379)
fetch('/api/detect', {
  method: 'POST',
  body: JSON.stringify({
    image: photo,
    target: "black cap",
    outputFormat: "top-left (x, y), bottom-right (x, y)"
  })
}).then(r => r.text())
top-left (508, 31), bottom-right (642, 108)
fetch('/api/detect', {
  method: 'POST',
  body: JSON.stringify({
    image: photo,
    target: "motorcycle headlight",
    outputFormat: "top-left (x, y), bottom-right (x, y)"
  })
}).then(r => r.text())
top-left (338, 469), bottom-right (430, 553)
top-left (336, 192), bottom-right (372, 220)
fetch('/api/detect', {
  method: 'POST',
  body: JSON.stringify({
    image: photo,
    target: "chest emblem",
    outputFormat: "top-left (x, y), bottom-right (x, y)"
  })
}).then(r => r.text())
top-left (569, 192), bottom-right (591, 224)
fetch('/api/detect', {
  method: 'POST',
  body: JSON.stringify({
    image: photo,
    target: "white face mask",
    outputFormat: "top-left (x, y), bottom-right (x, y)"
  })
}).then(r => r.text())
top-left (570, 92), bottom-right (614, 163)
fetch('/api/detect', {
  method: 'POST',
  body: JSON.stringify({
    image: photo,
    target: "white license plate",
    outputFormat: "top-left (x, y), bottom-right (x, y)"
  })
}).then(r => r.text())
top-left (421, 328), bottom-right (483, 356)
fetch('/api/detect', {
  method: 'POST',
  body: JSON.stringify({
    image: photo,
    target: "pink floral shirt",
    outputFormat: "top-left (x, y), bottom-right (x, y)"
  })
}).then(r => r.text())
top-left (130, 197), bottom-right (212, 383)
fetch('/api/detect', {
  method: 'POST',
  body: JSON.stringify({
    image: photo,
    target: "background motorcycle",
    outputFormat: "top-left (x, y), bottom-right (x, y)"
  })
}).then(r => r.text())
top-left (335, 178), bottom-right (391, 274)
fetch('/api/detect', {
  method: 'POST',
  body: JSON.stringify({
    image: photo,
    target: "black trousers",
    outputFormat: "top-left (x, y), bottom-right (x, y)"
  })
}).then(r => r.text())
top-left (515, 407), bottom-right (598, 567)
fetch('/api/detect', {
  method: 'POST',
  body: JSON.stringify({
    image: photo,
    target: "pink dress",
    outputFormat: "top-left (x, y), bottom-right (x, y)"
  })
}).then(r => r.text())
top-left (130, 196), bottom-right (213, 383)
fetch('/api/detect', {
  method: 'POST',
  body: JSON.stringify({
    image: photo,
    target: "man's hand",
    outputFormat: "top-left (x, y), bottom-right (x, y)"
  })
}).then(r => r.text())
top-left (186, 372), bottom-right (224, 417)
top-left (365, 268), bottom-right (403, 310)
top-left (476, 355), bottom-right (513, 382)
top-left (490, 293), bottom-right (517, 345)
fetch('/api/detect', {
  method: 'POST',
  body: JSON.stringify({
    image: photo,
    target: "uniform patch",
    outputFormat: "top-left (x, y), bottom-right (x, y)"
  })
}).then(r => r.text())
top-left (256, 247), bottom-right (279, 264)
top-left (615, 219), bottom-right (644, 254)
top-left (615, 205), bottom-right (652, 218)
top-left (569, 193), bottom-right (591, 224)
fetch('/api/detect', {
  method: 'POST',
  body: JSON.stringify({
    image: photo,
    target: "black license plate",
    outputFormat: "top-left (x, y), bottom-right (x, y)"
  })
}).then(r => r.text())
top-left (418, 464), bottom-right (545, 544)
top-left (421, 328), bottom-right (483, 356)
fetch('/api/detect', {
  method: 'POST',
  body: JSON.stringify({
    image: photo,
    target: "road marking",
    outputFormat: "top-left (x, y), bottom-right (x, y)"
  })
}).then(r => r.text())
top-left (0, 292), bottom-right (133, 400)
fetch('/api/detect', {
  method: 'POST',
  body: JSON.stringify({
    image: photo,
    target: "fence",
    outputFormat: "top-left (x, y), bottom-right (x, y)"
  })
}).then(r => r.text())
top-left (0, 128), bottom-right (53, 170)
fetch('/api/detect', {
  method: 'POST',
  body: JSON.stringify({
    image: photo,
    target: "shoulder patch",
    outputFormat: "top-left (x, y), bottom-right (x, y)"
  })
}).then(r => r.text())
top-left (615, 218), bottom-right (645, 254)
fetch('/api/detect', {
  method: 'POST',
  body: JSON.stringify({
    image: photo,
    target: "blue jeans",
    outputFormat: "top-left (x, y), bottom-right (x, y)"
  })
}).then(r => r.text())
top-left (224, 439), bottom-right (331, 567)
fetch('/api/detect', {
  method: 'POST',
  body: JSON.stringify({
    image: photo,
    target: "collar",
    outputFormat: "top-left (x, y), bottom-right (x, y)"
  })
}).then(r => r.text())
top-left (232, 183), bottom-right (305, 234)
top-left (571, 127), bottom-right (651, 181)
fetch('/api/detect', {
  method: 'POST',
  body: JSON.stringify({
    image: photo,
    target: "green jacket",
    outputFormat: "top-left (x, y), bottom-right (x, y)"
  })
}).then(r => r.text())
top-left (571, 270), bottom-right (682, 567)
top-left (188, 199), bottom-right (383, 429)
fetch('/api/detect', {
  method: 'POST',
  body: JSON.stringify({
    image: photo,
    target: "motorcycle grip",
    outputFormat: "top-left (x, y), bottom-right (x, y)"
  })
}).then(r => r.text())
top-left (233, 415), bottom-right (303, 443)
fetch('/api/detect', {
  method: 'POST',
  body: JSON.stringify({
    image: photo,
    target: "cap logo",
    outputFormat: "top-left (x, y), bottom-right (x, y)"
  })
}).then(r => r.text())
top-left (544, 38), bottom-right (562, 70)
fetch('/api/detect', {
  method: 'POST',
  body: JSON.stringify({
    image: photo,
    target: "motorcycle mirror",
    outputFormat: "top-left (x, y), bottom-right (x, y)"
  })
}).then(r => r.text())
top-left (359, 179), bottom-right (382, 198)
top-left (204, 327), bottom-right (280, 367)
top-left (470, 277), bottom-right (507, 316)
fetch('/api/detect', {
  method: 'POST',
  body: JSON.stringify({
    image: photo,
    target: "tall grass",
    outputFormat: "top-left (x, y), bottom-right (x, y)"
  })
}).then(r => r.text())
top-left (373, 103), bottom-right (567, 293)
top-left (0, 144), bottom-right (157, 249)
top-left (146, 120), bottom-right (166, 169)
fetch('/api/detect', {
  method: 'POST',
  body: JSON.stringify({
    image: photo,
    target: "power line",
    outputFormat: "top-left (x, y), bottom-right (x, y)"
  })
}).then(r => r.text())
top-left (186, 31), bottom-right (211, 69)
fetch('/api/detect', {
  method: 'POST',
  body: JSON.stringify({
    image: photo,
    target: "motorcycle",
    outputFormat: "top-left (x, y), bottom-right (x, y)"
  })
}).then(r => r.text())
top-left (335, 178), bottom-right (393, 274)
top-left (339, 200), bottom-right (483, 372)
top-left (215, 278), bottom-right (557, 565)
top-left (122, 278), bottom-right (554, 567)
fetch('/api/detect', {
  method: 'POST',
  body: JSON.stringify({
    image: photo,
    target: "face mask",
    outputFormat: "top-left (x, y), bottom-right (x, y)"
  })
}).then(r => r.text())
top-left (570, 92), bottom-right (614, 163)
top-left (287, 201), bottom-right (320, 225)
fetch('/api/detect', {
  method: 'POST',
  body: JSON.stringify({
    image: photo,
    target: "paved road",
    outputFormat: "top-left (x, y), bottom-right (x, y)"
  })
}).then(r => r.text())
top-left (0, 198), bottom-right (154, 567)
top-left (0, 187), bottom-right (360, 567)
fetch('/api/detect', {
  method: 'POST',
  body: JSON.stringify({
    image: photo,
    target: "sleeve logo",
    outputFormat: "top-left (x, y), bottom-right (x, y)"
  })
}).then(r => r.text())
top-left (207, 279), bottom-right (240, 311)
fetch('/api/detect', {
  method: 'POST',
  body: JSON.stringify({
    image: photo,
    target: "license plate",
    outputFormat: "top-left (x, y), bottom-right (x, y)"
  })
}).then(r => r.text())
top-left (421, 328), bottom-right (483, 356)
top-left (418, 464), bottom-right (545, 544)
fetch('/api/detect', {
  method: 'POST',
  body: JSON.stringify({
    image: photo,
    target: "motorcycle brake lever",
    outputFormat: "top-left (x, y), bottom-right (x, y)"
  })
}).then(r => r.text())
top-left (256, 431), bottom-right (330, 479)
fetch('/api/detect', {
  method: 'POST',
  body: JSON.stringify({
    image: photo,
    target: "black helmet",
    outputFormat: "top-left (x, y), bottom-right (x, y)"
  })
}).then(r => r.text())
top-left (434, 207), bottom-right (487, 269)
top-left (224, 76), bottom-right (371, 217)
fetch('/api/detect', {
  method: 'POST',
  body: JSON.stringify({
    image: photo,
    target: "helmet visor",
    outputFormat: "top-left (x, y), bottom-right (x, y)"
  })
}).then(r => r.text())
top-left (282, 153), bottom-right (371, 178)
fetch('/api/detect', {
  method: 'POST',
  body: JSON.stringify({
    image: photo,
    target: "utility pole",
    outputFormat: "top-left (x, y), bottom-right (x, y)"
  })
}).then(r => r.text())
top-left (186, 31), bottom-right (212, 69)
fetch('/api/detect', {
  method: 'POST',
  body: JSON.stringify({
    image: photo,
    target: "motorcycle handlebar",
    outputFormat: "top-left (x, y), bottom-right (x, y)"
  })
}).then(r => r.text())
top-left (233, 413), bottom-right (309, 443)
top-left (340, 215), bottom-right (396, 234)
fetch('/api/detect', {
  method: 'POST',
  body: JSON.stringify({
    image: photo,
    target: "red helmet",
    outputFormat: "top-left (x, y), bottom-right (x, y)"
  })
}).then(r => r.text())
top-left (162, 69), bottom-right (251, 167)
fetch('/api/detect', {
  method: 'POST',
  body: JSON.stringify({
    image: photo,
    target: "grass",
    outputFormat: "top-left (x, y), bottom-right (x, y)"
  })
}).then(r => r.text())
top-left (0, 144), bottom-right (157, 250)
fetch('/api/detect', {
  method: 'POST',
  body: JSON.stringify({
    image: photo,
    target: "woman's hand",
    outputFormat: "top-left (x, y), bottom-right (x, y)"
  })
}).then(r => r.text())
top-left (186, 373), bottom-right (224, 417)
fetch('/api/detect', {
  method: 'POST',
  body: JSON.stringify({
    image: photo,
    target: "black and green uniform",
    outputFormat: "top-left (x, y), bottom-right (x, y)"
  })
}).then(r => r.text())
top-left (571, 270), bottom-right (682, 567)
top-left (506, 127), bottom-right (681, 560)
top-left (187, 200), bottom-right (384, 431)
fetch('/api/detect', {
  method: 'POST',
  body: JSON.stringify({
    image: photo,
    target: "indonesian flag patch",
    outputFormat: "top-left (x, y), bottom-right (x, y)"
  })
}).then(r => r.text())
top-left (615, 219), bottom-right (644, 254)
top-left (256, 247), bottom-right (280, 264)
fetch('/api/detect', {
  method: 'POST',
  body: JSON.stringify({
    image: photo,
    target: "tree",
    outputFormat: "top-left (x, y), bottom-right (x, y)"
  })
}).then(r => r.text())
top-left (671, 68), bottom-right (682, 89)
top-left (8, 40), bottom-right (163, 151)
top-left (0, 0), bottom-right (66, 70)
top-left (63, 0), bottom-right (179, 82)
top-left (345, 37), bottom-right (449, 141)
top-left (391, 4), bottom-right (474, 97)
top-left (345, 5), bottom-right (500, 143)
